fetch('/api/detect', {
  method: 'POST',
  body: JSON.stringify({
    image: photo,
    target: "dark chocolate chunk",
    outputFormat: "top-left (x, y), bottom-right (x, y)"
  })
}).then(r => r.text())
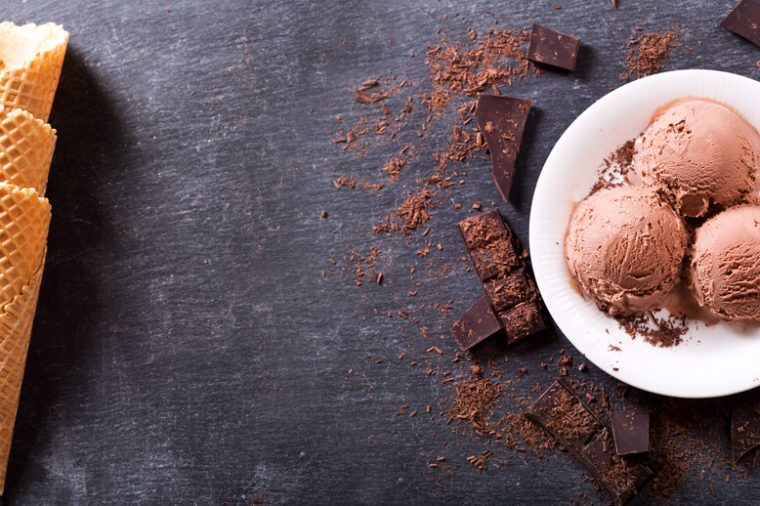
top-left (458, 209), bottom-right (510, 250)
top-left (458, 209), bottom-right (519, 281)
top-left (451, 296), bottom-right (503, 350)
top-left (611, 407), bottom-right (650, 456)
top-left (584, 429), bottom-right (658, 505)
top-left (526, 380), bottom-right (659, 505)
top-left (527, 24), bottom-right (581, 71)
top-left (722, 0), bottom-right (760, 47)
top-left (732, 402), bottom-right (760, 463)
top-left (475, 95), bottom-right (532, 201)
top-left (470, 245), bottom-right (520, 281)
top-left (457, 207), bottom-right (549, 345)
top-left (498, 300), bottom-right (546, 345)
top-left (484, 268), bottom-right (532, 311)
top-left (525, 378), bottom-right (603, 448)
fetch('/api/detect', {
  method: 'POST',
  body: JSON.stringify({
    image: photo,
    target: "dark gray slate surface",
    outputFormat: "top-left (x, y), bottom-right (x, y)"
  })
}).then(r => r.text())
top-left (0, 0), bottom-right (758, 504)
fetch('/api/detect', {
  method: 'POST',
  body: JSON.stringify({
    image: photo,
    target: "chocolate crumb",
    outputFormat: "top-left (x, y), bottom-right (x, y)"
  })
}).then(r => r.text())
top-left (594, 139), bottom-right (635, 191)
top-left (623, 31), bottom-right (676, 81)
top-left (616, 312), bottom-right (688, 347)
top-left (451, 368), bottom-right (503, 437)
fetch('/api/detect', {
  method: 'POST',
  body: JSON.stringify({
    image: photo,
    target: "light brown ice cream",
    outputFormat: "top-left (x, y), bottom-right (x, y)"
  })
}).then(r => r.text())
top-left (632, 98), bottom-right (760, 217)
top-left (565, 185), bottom-right (687, 315)
top-left (690, 205), bottom-right (760, 322)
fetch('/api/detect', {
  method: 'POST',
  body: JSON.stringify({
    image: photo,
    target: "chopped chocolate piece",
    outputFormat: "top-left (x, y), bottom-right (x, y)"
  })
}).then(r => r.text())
top-left (611, 407), bottom-right (650, 456)
top-left (732, 402), bottom-right (760, 463)
top-left (484, 268), bottom-right (532, 311)
top-left (451, 296), bottom-right (503, 350)
top-left (458, 209), bottom-right (510, 250)
top-left (526, 380), bottom-right (659, 505)
top-left (722, 0), bottom-right (760, 47)
top-left (475, 95), bottom-right (532, 201)
top-left (584, 429), bottom-right (658, 504)
top-left (458, 207), bottom-right (549, 345)
top-left (458, 209), bottom-right (519, 281)
top-left (498, 300), bottom-right (546, 345)
top-left (470, 244), bottom-right (520, 281)
top-left (526, 378), bottom-right (603, 448)
top-left (527, 24), bottom-right (581, 71)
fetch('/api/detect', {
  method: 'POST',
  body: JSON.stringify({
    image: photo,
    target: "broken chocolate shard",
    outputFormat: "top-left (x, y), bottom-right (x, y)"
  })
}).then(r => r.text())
top-left (470, 245), bottom-right (520, 281)
top-left (732, 402), bottom-right (760, 463)
top-left (498, 299), bottom-right (545, 345)
top-left (458, 208), bottom-right (510, 250)
top-left (457, 208), bottom-right (548, 345)
top-left (722, 0), bottom-right (760, 47)
top-left (583, 429), bottom-right (657, 505)
top-left (611, 407), bottom-right (650, 456)
top-left (451, 296), bottom-right (503, 350)
top-left (484, 268), bottom-right (532, 311)
top-left (525, 378), bottom-right (603, 448)
top-left (526, 379), bottom-right (658, 505)
top-left (458, 209), bottom-right (519, 281)
top-left (527, 24), bottom-right (581, 71)
top-left (475, 95), bottom-right (532, 201)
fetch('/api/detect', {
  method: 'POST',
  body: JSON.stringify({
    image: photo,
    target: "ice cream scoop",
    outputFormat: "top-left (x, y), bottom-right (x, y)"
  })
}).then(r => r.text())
top-left (690, 205), bottom-right (760, 322)
top-left (565, 185), bottom-right (687, 315)
top-left (632, 98), bottom-right (760, 218)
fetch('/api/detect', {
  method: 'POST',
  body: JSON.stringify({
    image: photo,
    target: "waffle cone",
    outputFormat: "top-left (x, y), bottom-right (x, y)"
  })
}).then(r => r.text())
top-left (0, 22), bottom-right (68, 122)
top-left (0, 108), bottom-right (55, 194)
top-left (0, 183), bottom-right (49, 310)
top-left (0, 20), bottom-right (64, 495)
top-left (0, 183), bottom-right (50, 493)
top-left (0, 255), bottom-right (43, 493)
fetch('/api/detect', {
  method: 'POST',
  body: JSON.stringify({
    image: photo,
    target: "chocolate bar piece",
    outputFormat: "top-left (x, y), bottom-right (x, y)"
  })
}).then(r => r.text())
top-left (722, 0), bottom-right (760, 47)
top-left (497, 300), bottom-right (545, 345)
top-left (583, 429), bottom-right (657, 504)
top-left (526, 378), bottom-right (603, 448)
top-left (526, 380), bottom-right (658, 505)
top-left (475, 95), bottom-right (532, 201)
top-left (458, 209), bottom-right (519, 281)
top-left (484, 268), bottom-right (532, 311)
top-left (451, 296), bottom-right (503, 350)
top-left (611, 407), bottom-right (650, 456)
top-left (458, 209), bottom-right (510, 250)
top-left (732, 402), bottom-right (760, 463)
top-left (470, 245), bottom-right (520, 281)
top-left (527, 24), bottom-right (581, 71)
top-left (457, 208), bottom-right (548, 346)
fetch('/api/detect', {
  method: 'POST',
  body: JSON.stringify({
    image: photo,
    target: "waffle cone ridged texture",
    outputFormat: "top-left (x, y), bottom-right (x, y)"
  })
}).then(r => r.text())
top-left (0, 251), bottom-right (44, 488)
top-left (0, 22), bottom-right (66, 493)
top-left (0, 108), bottom-right (56, 194)
top-left (0, 23), bottom-right (68, 122)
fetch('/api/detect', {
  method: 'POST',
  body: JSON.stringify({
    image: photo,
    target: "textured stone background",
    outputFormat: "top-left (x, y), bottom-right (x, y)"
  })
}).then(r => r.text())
top-left (1, 0), bottom-right (758, 504)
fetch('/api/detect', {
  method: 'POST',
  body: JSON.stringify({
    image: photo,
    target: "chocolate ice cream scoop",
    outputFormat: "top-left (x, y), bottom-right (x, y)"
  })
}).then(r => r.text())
top-left (633, 98), bottom-right (760, 218)
top-left (690, 205), bottom-right (760, 322)
top-left (565, 186), bottom-right (687, 315)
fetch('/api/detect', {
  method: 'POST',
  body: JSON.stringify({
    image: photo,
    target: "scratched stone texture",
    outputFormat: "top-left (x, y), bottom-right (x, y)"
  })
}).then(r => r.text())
top-left (0, 0), bottom-right (757, 504)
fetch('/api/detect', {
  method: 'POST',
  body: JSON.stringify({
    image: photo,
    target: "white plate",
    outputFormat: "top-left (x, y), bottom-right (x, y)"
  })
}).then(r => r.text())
top-left (529, 69), bottom-right (760, 399)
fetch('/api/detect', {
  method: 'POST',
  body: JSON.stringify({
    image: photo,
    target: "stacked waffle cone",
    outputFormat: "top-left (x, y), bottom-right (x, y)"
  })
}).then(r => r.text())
top-left (0, 22), bottom-right (68, 493)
